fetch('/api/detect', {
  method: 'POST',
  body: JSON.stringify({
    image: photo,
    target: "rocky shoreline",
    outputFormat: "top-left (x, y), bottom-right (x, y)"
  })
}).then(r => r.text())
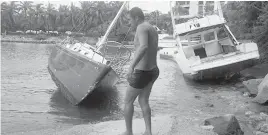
top-left (0, 35), bottom-right (100, 45)
top-left (1, 35), bottom-right (61, 44)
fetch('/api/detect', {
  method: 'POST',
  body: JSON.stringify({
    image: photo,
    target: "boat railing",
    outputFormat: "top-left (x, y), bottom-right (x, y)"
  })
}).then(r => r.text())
top-left (98, 40), bottom-right (132, 77)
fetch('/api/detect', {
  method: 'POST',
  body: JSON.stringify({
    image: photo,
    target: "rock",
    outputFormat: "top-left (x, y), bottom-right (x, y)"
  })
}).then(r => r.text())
top-left (204, 114), bottom-right (244, 135)
top-left (206, 103), bottom-right (214, 107)
top-left (201, 125), bottom-right (214, 131)
top-left (237, 87), bottom-right (249, 93)
top-left (256, 131), bottom-right (268, 135)
top-left (235, 83), bottom-right (244, 88)
top-left (260, 112), bottom-right (268, 120)
top-left (253, 86), bottom-right (268, 104)
top-left (194, 95), bottom-right (201, 99)
top-left (239, 74), bottom-right (257, 81)
top-left (253, 74), bottom-right (268, 104)
top-left (257, 123), bottom-right (268, 133)
top-left (245, 111), bottom-right (254, 116)
top-left (258, 74), bottom-right (268, 91)
top-left (242, 79), bottom-right (263, 95)
top-left (249, 114), bottom-right (265, 122)
top-left (243, 92), bottom-right (250, 97)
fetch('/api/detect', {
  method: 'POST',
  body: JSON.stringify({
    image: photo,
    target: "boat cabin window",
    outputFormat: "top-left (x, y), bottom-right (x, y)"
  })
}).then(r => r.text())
top-left (205, 2), bottom-right (215, 15)
top-left (174, 4), bottom-right (190, 16)
top-left (217, 28), bottom-right (228, 39)
top-left (204, 32), bottom-right (215, 42)
top-left (198, 5), bottom-right (204, 15)
top-left (189, 35), bottom-right (201, 42)
top-left (216, 27), bottom-right (236, 53)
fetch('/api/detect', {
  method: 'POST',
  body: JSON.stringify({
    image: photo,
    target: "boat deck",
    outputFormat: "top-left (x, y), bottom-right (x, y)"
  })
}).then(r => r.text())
top-left (191, 50), bottom-right (259, 72)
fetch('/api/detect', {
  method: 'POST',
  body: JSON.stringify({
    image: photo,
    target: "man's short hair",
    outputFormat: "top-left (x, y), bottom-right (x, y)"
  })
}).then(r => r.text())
top-left (129, 7), bottom-right (145, 20)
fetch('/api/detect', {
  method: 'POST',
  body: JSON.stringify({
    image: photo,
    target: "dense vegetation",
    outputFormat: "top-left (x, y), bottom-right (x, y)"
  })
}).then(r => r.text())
top-left (1, 1), bottom-right (172, 39)
top-left (1, 1), bottom-right (129, 37)
top-left (222, 1), bottom-right (268, 63)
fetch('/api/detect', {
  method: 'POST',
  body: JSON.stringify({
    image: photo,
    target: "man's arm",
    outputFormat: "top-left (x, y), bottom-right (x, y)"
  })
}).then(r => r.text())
top-left (129, 26), bottom-right (149, 69)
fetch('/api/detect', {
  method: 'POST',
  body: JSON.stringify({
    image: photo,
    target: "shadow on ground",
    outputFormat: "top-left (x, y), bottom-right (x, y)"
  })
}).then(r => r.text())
top-left (48, 86), bottom-right (122, 124)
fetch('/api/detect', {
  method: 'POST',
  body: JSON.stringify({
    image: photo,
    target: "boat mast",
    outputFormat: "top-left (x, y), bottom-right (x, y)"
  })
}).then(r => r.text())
top-left (203, 1), bottom-right (206, 17)
top-left (97, 1), bottom-right (128, 50)
top-left (216, 1), bottom-right (224, 18)
top-left (169, 1), bottom-right (176, 38)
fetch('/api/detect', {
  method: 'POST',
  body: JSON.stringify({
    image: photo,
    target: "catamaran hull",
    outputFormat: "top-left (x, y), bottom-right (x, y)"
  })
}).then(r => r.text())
top-left (48, 45), bottom-right (119, 105)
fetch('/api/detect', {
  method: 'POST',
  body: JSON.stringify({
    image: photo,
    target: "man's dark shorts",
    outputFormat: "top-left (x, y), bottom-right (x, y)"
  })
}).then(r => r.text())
top-left (127, 67), bottom-right (159, 89)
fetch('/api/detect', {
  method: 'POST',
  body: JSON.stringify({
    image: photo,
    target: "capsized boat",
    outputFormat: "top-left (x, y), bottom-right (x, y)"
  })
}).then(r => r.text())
top-left (169, 1), bottom-right (260, 80)
top-left (47, 2), bottom-right (131, 105)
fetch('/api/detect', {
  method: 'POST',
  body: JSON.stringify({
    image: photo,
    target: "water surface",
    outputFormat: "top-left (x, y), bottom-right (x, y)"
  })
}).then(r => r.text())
top-left (2, 42), bottom-right (266, 134)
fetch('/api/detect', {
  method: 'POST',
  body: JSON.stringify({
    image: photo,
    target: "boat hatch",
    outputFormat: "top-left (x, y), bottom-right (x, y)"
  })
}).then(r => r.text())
top-left (181, 25), bottom-right (238, 60)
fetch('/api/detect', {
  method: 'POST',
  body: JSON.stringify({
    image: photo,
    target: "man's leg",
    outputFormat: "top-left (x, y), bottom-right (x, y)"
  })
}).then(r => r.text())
top-left (138, 82), bottom-right (154, 135)
top-left (123, 85), bottom-right (142, 135)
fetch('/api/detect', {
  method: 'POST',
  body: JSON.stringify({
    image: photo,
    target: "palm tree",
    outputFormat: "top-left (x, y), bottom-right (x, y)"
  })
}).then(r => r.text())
top-left (28, 8), bottom-right (35, 30)
top-left (47, 2), bottom-right (57, 31)
top-left (18, 1), bottom-right (33, 18)
top-left (57, 5), bottom-right (71, 32)
top-left (79, 1), bottom-right (93, 32)
top-left (33, 4), bottom-right (46, 32)
top-left (18, 1), bottom-right (33, 31)
top-left (70, 2), bottom-right (76, 30)
top-left (1, 1), bottom-right (19, 31)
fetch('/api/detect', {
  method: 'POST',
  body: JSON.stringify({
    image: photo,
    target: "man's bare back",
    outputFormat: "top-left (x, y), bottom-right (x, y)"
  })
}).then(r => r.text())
top-left (133, 22), bottom-right (158, 71)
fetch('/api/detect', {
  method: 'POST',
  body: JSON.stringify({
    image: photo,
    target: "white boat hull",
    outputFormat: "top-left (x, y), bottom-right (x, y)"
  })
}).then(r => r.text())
top-left (175, 50), bottom-right (259, 80)
top-left (160, 44), bottom-right (259, 80)
top-left (169, 1), bottom-right (260, 80)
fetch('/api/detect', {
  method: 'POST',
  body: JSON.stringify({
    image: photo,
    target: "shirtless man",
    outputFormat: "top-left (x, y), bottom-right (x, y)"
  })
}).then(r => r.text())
top-left (123, 7), bottom-right (159, 135)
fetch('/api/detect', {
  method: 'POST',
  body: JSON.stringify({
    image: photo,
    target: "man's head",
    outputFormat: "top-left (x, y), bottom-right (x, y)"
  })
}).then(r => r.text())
top-left (129, 7), bottom-right (144, 31)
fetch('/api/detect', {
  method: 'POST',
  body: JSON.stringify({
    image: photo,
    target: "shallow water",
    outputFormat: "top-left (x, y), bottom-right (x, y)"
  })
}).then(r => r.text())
top-left (1, 42), bottom-right (266, 134)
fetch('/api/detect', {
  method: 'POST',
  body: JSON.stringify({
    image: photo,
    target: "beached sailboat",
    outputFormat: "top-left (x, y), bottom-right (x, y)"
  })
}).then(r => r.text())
top-left (47, 2), bottom-right (131, 105)
top-left (168, 1), bottom-right (260, 80)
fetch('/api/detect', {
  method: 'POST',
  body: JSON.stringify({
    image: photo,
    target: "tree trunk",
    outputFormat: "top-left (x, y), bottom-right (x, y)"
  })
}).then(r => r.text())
top-left (8, 12), bottom-right (16, 31)
top-left (71, 2), bottom-right (76, 31)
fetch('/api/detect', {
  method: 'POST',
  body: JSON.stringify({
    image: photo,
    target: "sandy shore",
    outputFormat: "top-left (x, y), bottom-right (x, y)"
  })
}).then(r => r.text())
top-left (7, 115), bottom-right (217, 135)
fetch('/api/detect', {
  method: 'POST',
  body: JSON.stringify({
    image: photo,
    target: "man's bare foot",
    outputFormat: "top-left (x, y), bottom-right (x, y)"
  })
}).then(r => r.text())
top-left (143, 130), bottom-right (152, 135)
top-left (121, 131), bottom-right (133, 135)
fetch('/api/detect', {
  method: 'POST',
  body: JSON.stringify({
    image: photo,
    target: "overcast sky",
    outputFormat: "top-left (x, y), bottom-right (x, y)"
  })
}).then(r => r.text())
top-left (28, 0), bottom-right (171, 14)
